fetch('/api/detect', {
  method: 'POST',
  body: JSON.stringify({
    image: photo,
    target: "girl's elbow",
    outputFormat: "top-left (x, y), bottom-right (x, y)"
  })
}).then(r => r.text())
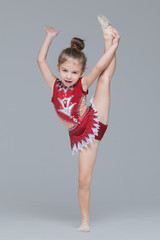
top-left (95, 64), bottom-right (103, 74)
top-left (37, 57), bottom-right (45, 64)
top-left (37, 56), bottom-right (42, 63)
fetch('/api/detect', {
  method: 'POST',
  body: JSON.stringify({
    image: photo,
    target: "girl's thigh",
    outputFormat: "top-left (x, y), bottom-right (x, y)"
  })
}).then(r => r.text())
top-left (78, 140), bottom-right (100, 181)
top-left (92, 75), bottom-right (111, 125)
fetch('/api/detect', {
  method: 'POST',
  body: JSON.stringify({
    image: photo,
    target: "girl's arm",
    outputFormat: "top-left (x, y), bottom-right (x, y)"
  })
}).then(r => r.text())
top-left (37, 26), bottom-right (60, 91)
top-left (82, 37), bottom-right (119, 89)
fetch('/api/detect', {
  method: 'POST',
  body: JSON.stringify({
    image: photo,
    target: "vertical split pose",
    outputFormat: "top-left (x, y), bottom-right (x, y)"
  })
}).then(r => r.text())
top-left (37, 15), bottom-right (120, 232)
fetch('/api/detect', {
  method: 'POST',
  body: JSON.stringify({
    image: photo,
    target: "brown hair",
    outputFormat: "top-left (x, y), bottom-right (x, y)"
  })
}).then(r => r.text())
top-left (58, 37), bottom-right (87, 71)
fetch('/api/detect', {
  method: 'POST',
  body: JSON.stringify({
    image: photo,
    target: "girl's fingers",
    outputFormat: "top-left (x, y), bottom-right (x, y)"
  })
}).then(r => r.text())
top-left (111, 32), bottom-right (117, 38)
top-left (112, 29), bottom-right (120, 38)
top-left (113, 28), bottom-right (120, 37)
top-left (55, 30), bottom-right (60, 36)
top-left (44, 25), bottom-right (60, 37)
top-left (56, 30), bottom-right (60, 35)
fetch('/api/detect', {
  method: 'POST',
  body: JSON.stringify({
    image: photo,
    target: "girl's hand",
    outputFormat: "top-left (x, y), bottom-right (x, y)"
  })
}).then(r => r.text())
top-left (111, 28), bottom-right (120, 48)
top-left (109, 26), bottom-right (120, 39)
top-left (102, 25), bottom-right (120, 44)
top-left (112, 35), bottom-right (120, 48)
top-left (44, 25), bottom-right (60, 38)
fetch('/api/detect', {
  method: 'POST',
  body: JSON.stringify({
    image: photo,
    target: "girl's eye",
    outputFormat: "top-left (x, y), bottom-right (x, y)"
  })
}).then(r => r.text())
top-left (63, 69), bottom-right (67, 72)
top-left (73, 72), bottom-right (77, 74)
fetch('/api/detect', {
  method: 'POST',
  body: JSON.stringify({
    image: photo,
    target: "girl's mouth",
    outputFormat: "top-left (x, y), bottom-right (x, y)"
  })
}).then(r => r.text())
top-left (65, 80), bottom-right (72, 84)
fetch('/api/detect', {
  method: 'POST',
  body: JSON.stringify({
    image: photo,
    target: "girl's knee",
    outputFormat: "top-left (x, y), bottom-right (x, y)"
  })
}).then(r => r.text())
top-left (78, 176), bottom-right (91, 189)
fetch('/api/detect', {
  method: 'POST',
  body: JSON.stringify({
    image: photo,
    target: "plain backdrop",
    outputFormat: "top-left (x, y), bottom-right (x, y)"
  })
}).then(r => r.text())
top-left (0, 0), bottom-right (160, 221)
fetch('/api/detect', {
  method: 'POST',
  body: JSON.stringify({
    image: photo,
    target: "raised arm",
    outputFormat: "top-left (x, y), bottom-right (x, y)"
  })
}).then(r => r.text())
top-left (37, 26), bottom-right (60, 91)
top-left (82, 36), bottom-right (120, 90)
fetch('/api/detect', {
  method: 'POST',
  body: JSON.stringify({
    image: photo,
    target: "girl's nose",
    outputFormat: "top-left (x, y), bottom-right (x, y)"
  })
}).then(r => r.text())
top-left (67, 72), bottom-right (71, 79)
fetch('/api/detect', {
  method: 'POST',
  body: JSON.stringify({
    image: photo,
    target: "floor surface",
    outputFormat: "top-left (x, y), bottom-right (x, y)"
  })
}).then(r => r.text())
top-left (1, 204), bottom-right (160, 240)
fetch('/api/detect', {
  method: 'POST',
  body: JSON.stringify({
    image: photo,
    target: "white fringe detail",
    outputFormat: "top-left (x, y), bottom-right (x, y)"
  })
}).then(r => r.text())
top-left (72, 96), bottom-right (100, 155)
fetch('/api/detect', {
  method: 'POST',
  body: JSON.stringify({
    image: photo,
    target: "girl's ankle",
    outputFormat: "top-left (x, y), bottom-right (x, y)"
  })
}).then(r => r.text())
top-left (82, 218), bottom-right (90, 224)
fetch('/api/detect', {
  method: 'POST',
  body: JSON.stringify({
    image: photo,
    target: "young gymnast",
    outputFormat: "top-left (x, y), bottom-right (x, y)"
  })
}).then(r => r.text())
top-left (37, 15), bottom-right (120, 232)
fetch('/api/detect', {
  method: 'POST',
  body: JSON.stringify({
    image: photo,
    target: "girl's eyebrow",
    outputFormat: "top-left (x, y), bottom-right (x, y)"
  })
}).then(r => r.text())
top-left (62, 68), bottom-right (79, 73)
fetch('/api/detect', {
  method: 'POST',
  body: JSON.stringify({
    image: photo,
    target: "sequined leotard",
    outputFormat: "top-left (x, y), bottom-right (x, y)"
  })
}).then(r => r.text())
top-left (51, 77), bottom-right (108, 154)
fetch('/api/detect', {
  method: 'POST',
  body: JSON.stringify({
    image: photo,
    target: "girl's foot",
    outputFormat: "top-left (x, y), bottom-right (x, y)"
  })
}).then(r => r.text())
top-left (77, 223), bottom-right (90, 232)
top-left (97, 15), bottom-right (112, 39)
top-left (98, 15), bottom-right (120, 42)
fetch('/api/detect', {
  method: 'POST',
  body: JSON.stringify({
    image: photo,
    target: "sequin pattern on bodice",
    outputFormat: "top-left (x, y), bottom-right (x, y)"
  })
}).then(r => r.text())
top-left (51, 77), bottom-right (89, 130)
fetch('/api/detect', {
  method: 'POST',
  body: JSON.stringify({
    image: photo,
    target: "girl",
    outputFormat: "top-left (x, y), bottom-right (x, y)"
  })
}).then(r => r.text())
top-left (37, 15), bottom-right (120, 232)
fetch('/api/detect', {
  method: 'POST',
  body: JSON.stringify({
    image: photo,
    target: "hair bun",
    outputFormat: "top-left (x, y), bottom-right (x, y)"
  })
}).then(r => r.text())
top-left (71, 37), bottom-right (85, 51)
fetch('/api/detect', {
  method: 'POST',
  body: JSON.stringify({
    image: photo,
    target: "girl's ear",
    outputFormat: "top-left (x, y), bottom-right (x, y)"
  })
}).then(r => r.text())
top-left (57, 64), bottom-right (60, 71)
top-left (81, 69), bottom-right (85, 75)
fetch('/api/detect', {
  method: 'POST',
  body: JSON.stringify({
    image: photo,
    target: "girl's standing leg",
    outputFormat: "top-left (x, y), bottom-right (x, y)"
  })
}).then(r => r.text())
top-left (77, 139), bottom-right (100, 227)
top-left (93, 26), bottom-right (120, 125)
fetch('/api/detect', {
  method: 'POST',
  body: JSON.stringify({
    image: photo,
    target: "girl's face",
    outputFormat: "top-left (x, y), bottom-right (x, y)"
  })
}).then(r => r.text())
top-left (57, 57), bottom-right (84, 87)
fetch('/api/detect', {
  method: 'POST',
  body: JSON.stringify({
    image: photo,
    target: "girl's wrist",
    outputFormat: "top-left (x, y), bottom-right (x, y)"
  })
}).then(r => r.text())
top-left (112, 43), bottom-right (119, 51)
top-left (46, 34), bottom-right (55, 40)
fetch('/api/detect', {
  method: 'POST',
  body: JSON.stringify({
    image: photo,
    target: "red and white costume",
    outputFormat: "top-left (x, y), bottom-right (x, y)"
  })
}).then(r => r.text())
top-left (51, 77), bottom-right (108, 154)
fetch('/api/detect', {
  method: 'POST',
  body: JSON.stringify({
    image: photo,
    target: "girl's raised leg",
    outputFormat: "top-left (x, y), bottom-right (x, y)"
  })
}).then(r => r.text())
top-left (93, 25), bottom-right (120, 125)
top-left (77, 18), bottom-right (120, 232)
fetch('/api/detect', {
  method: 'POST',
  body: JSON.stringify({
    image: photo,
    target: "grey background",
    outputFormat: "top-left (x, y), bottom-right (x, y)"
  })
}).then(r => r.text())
top-left (0, 0), bottom-right (160, 239)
